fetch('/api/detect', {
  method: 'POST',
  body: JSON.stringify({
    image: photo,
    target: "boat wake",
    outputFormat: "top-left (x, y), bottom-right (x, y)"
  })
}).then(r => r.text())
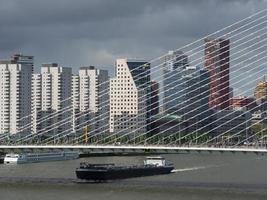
top-left (171, 165), bottom-right (218, 173)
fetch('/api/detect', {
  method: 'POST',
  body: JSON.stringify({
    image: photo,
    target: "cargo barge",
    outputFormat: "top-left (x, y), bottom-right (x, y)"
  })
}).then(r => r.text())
top-left (76, 156), bottom-right (174, 181)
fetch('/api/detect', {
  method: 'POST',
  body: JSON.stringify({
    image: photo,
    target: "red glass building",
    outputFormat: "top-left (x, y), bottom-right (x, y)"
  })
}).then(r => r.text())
top-left (204, 38), bottom-right (230, 110)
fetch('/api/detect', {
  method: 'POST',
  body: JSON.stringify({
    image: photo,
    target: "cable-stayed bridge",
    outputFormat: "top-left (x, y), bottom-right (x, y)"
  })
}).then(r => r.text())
top-left (1, 9), bottom-right (267, 154)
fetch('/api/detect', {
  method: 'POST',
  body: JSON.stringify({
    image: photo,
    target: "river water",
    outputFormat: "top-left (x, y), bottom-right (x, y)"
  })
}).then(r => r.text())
top-left (0, 152), bottom-right (267, 200)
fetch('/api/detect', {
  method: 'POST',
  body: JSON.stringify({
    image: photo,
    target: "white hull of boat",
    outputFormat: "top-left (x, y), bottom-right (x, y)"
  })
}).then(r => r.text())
top-left (4, 152), bottom-right (79, 164)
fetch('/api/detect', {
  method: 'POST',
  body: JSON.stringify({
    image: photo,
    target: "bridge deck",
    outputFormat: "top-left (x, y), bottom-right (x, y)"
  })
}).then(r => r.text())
top-left (0, 145), bottom-right (266, 153)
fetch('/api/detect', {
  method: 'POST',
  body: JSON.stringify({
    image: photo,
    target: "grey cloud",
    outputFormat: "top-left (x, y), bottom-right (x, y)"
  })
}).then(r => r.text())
top-left (0, 0), bottom-right (266, 77)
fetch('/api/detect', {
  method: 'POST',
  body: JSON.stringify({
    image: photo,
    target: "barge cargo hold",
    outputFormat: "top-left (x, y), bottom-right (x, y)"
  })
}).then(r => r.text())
top-left (76, 156), bottom-right (174, 181)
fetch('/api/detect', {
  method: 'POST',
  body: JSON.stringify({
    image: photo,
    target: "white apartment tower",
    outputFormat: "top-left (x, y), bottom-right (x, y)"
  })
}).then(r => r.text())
top-left (0, 54), bottom-right (33, 135)
top-left (31, 63), bottom-right (72, 136)
top-left (72, 66), bottom-right (109, 136)
top-left (110, 59), bottom-right (151, 137)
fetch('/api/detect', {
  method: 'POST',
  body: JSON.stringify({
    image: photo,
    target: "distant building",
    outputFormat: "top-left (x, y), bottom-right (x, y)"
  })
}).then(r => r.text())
top-left (254, 76), bottom-right (267, 111)
top-left (155, 65), bottom-right (212, 136)
top-left (229, 87), bottom-right (234, 99)
top-left (163, 51), bottom-right (188, 114)
top-left (255, 76), bottom-right (267, 100)
top-left (164, 65), bottom-right (210, 122)
top-left (162, 50), bottom-right (188, 71)
top-left (31, 63), bottom-right (72, 137)
top-left (110, 59), bottom-right (151, 136)
top-left (150, 114), bottom-right (183, 136)
top-left (72, 66), bottom-right (109, 136)
top-left (0, 54), bottom-right (33, 135)
top-left (204, 38), bottom-right (230, 110)
top-left (251, 111), bottom-right (267, 124)
top-left (230, 96), bottom-right (256, 111)
top-left (150, 80), bottom-right (159, 116)
top-left (211, 110), bottom-right (251, 136)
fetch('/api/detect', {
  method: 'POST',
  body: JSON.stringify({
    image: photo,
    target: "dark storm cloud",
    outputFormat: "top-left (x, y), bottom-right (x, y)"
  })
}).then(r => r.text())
top-left (0, 0), bottom-right (266, 75)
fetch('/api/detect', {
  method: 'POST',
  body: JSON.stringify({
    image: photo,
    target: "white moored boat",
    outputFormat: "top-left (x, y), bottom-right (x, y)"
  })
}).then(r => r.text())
top-left (4, 151), bottom-right (79, 164)
top-left (144, 156), bottom-right (173, 167)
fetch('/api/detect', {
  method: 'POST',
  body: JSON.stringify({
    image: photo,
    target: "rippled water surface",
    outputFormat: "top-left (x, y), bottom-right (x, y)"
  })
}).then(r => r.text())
top-left (0, 152), bottom-right (267, 200)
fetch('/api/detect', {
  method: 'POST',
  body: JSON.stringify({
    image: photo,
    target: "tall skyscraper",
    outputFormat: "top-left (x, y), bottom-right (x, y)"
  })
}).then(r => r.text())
top-left (163, 50), bottom-right (188, 71)
top-left (72, 66), bottom-right (109, 136)
top-left (163, 51), bottom-right (189, 114)
top-left (0, 54), bottom-right (34, 135)
top-left (153, 66), bottom-right (211, 135)
top-left (204, 38), bottom-right (230, 110)
top-left (164, 65), bottom-right (210, 121)
top-left (31, 63), bottom-right (72, 136)
top-left (110, 59), bottom-right (151, 136)
top-left (150, 80), bottom-right (159, 116)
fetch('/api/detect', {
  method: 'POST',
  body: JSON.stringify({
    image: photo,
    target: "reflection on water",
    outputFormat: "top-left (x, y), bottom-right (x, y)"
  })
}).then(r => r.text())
top-left (0, 152), bottom-right (267, 200)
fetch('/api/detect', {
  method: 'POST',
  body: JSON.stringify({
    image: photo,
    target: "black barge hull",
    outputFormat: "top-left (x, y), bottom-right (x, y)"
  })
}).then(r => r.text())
top-left (76, 166), bottom-right (174, 181)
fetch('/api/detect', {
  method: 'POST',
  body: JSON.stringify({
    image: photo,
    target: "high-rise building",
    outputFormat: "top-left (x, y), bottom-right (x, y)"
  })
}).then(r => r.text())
top-left (163, 50), bottom-right (188, 71)
top-left (31, 63), bottom-right (72, 136)
top-left (150, 81), bottom-right (159, 116)
top-left (183, 66), bottom-right (211, 122)
top-left (165, 66), bottom-right (210, 122)
top-left (152, 66), bottom-right (211, 135)
top-left (72, 74), bottom-right (92, 140)
top-left (72, 66), bottom-right (109, 136)
top-left (204, 38), bottom-right (230, 110)
top-left (0, 54), bottom-right (33, 135)
top-left (163, 51), bottom-right (189, 114)
top-left (110, 59), bottom-right (151, 136)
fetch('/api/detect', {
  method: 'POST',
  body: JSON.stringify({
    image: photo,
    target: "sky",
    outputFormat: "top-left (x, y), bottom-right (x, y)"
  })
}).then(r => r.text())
top-left (0, 0), bottom-right (266, 79)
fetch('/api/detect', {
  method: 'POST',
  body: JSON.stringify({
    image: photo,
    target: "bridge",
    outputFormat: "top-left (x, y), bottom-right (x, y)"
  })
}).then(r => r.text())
top-left (1, 9), bottom-right (267, 155)
top-left (0, 145), bottom-right (267, 155)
